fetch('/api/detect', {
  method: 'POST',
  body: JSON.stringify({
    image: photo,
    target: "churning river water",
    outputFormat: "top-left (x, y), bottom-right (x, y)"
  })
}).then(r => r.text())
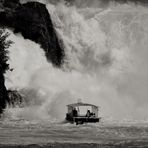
top-left (0, 118), bottom-right (148, 147)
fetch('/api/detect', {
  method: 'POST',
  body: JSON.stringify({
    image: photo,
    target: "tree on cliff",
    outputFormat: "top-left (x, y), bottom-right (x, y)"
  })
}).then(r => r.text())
top-left (0, 28), bottom-right (12, 114)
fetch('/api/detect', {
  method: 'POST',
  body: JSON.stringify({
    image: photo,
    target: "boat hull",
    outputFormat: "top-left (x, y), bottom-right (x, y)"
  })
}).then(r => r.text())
top-left (66, 114), bottom-right (101, 124)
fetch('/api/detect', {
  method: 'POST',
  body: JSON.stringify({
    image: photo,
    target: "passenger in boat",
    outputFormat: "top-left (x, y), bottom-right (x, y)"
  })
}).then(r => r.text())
top-left (86, 110), bottom-right (91, 117)
top-left (73, 108), bottom-right (78, 117)
top-left (92, 113), bottom-right (95, 117)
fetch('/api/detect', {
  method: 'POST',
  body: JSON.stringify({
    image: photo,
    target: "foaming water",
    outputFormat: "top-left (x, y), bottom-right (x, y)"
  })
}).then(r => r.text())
top-left (0, 116), bottom-right (148, 147)
top-left (4, 2), bottom-right (148, 122)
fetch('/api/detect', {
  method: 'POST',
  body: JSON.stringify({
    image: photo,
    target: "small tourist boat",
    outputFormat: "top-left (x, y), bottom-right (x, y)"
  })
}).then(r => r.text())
top-left (65, 100), bottom-right (101, 125)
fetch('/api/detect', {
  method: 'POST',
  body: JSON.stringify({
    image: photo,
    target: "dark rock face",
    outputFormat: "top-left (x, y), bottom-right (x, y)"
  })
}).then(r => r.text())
top-left (7, 90), bottom-right (24, 108)
top-left (0, 74), bottom-right (9, 113)
top-left (3, 0), bottom-right (20, 9)
top-left (0, 1), bottom-right (64, 66)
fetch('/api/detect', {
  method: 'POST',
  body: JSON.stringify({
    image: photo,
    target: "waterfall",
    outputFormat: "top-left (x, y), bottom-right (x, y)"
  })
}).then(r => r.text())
top-left (4, 1), bottom-right (148, 121)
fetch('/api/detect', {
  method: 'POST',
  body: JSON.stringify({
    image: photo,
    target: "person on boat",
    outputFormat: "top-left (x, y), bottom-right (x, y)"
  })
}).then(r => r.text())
top-left (73, 108), bottom-right (78, 117)
top-left (86, 110), bottom-right (91, 117)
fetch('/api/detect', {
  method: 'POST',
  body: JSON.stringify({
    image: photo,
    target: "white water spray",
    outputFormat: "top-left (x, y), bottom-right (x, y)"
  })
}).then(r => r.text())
top-left (4, 2), bottom-right (148, 121)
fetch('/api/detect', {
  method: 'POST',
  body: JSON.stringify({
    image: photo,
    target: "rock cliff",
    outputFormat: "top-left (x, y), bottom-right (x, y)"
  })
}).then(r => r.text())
top-left (0, 0), bottom-right (64, 66)
top-left (0, 0), bottom-right (65, 113)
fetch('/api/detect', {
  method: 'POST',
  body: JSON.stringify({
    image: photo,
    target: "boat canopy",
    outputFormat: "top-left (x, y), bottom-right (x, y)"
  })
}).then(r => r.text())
top-left (67, 102), bottom-right (98, 108)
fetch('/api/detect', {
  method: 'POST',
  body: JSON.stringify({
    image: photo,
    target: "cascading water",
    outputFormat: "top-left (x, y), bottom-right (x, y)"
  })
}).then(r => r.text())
top-left (4, 1), bottom-right (148, 123)
top-left (1, 1), bottom-right (148, 147)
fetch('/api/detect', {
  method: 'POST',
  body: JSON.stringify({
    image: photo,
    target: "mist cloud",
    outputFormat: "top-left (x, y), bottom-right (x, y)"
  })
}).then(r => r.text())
top-left (5, 1), bottom-right (148, 121)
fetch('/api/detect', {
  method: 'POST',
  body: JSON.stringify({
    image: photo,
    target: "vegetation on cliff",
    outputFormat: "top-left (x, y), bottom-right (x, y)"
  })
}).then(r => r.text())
top-left (0, 28), bottom-right (12, 113)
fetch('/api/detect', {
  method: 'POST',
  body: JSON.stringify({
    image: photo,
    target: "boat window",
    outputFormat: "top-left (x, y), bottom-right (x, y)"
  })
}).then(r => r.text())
top-left (77, 106), bottom-right (91, 115)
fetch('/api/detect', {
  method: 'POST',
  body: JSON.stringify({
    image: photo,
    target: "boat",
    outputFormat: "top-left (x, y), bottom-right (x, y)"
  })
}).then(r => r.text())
top-left (65, 100), bottom-right (101, 125)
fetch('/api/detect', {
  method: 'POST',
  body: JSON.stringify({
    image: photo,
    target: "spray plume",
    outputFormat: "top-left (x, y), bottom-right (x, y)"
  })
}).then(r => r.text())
top-left (4, 1), bottom-right (148, 121)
